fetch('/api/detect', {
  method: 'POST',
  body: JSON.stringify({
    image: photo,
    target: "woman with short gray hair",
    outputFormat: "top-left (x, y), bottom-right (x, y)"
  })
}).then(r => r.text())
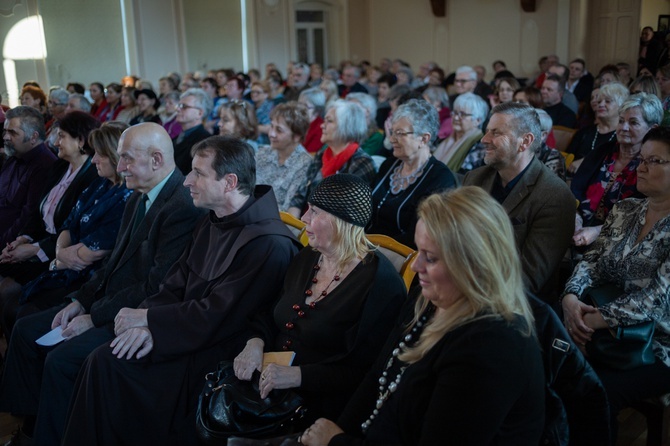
top-left (299, 87), bottom-right (326, 153)
top-left (346, 92), bottom-right (384, 156)
top-left (367, 99), bottom-right (457, 247)
top-left (287, 100), bottom-right (376, 217)
top-left (433, 92), bottom-right (489, 172)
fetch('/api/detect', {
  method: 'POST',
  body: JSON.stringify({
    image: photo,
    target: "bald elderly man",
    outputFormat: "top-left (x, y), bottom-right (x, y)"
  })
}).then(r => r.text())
top-left (0, 123), bottom-right (203, 445)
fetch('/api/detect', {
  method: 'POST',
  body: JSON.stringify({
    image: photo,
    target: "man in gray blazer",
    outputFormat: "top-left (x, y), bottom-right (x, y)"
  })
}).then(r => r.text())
top-left (463, 103), bottom-right (575, 301)
top-left (0, 123), bottom-right (203, 445)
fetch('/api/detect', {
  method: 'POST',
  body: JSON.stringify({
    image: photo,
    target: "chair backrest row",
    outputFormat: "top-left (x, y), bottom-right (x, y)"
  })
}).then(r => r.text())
top-left (279, 212), bottom-right (417, 291)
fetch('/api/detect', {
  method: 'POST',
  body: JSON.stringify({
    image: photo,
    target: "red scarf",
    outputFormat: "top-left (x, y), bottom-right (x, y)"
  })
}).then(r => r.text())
top-left (321, 142), bottom-right (359, 177)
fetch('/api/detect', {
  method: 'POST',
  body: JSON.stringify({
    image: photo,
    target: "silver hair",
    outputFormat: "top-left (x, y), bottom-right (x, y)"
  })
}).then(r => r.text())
top-left (423, 86), bottom-right (450, 109)
top-left (326, 99), bottom-right (368, 144)
top-left (50, 88), bottom-right (69, 105)
top-left (346, 92), bottom-right (377, 127)
top-left (68, 93), bottom-right (91, 113)
top-left (453, 93), bottom-right (489, 127)
top-left (455, 66), bottom-right (477, 81)
top-left (299, 87), bottom-right (326, 118)
top-left (490, 102), bottom-right (541, 152)
top-left (619, 92), bottom-right (663, 126)
top-left (534, 108), bottom-right (553, 133)
top-left (180, 88), bottom-right (213, 118)
top-left (392, 99), bottom-right (440, 145)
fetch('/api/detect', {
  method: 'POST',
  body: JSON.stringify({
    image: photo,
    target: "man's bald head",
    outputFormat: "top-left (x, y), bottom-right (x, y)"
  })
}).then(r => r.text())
top-left (117, 123), bottom-right (177, 193)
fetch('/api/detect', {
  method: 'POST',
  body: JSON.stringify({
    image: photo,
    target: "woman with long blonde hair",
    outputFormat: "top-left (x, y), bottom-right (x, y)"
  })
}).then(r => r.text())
top-left (300, 186), bottom-right (545, 445)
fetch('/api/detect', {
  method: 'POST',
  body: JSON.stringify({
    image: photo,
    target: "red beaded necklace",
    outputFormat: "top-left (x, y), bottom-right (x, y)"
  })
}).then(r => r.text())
top-left (282, 256), bottom-right (341, 350)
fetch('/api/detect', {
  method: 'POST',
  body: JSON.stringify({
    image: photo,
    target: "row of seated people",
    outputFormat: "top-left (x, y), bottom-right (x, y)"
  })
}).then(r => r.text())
top-left (0, 95), bottom-right (669, 445)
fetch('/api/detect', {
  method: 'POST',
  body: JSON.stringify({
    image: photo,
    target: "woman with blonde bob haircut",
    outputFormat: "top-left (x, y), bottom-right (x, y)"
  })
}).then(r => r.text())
top-left (233, 174), bottom-right (406, 426)
top-left (300, 186), bottom-right (545, 446)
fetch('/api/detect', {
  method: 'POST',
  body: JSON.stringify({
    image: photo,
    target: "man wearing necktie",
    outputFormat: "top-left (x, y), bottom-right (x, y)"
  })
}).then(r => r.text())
top-left (0, 123), bottom-right (202, 445)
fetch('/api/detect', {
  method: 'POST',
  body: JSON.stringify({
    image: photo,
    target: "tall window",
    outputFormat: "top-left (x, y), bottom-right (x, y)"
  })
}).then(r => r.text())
top-left (295, 10), bottom-right (326, 66)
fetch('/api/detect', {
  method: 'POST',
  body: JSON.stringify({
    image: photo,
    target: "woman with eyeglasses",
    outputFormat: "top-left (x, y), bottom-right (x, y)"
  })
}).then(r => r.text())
top-left (433, 92), bottom-right (489, 174)
top-left (250, 81), bottom-right (274, 145)
top-left (367, 99), bottom-right (456, 247)
top-left (562, 126), bottom-right (670, 442)
top-left (217, 100), bottom-right (259, 151)
top-left (571, 93), bottom-right (663, 248)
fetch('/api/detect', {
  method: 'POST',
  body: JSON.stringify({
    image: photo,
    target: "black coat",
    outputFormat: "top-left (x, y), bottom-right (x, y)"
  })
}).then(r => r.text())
top-left (529, 295), bottom-right (610, 446)
top-left (172, 124), bottom-right (211, 175)
top-left (20, 157), bottom-right (98, 258)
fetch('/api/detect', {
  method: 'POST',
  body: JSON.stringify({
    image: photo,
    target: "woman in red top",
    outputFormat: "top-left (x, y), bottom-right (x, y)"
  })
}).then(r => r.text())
top-left (299, 87), bottom-right (326, 153)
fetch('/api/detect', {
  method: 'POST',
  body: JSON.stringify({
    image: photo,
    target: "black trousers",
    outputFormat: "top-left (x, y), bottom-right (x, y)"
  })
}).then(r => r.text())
top-left (0, 304), bottom-right (114, 446)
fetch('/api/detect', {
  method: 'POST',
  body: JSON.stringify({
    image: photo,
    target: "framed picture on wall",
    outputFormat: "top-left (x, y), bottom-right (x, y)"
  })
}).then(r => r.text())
top-left (659, 15), bottom-right (670, 33)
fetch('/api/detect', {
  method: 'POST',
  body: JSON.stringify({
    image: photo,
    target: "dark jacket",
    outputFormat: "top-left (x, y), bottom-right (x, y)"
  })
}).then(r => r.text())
top-left (529, 295), bottom-right (610, 446)
top-left (72, 169), bottom-right (203, 327)
top-left (20, 157), bottom-right (98, 258)
top-left (173, 124), bottom-right (211, 175)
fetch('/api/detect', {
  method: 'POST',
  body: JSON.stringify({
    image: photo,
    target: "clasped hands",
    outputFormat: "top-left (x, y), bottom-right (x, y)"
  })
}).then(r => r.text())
top-left (233, 338), bottom-right (301, 398)
top-left (562, 294), bottom-right (608, 348)
top-left (0, 237), bottom-right (37, 263)
top-left (56, 243), bottom-right (91, 271)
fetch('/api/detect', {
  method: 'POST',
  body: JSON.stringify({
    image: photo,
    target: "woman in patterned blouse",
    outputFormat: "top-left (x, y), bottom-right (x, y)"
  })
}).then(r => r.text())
top-left (571, 93), bottom-right (663, 248)
top-left (562, 126), bottom-right (670, 441)
top-left (255, 103), bottom-right (312, 212)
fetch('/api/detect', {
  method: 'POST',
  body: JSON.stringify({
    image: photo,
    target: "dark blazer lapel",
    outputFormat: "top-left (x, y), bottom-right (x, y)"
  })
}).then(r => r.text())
top-left (502, 157), bottom-right (541, 214)
top-left (113, 170), bottom-right (185, 272)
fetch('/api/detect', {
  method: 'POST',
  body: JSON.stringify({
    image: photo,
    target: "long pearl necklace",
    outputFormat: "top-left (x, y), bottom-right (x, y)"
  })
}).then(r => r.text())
top-left (361, 307), bottom-right (434, 434)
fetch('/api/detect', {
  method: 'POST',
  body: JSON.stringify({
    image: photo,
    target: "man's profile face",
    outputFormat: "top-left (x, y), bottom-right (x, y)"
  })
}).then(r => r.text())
top-left (481, 113), bottom-right (522, 170)
top-left (183, 151), bottom-right (228, 211)
top-left (116, 135), bottom-right (155, 193)
top-left (3, 118), bottom-right (32, 157)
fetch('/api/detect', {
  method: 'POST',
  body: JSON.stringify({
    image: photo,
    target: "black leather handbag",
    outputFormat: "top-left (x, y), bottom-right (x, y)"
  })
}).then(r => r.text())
top-left (584, 284), bottom-right (656, 370)
top-left (196, 361), bottom-right (305, 444)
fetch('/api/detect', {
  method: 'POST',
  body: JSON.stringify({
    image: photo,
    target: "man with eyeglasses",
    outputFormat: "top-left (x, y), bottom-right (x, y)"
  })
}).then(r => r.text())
top-left (0, 106), bottom-right (57, 246)
top-left (449, 66), bottom-right (478, 106)
top-left (46, 89), bottom-right (69, 131)
top-left (172, 88), bottom-right (213, 174)
top-left (463, 102), bottom-right (575, 302)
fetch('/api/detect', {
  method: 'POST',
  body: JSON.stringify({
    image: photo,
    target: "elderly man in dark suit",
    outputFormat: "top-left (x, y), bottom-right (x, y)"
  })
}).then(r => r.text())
top-left (63, 136), bottom-right (301, 446)
top-left (0, 123), bottom-right (202, 446)
top-left (463, 102), bottom-right (575, 301)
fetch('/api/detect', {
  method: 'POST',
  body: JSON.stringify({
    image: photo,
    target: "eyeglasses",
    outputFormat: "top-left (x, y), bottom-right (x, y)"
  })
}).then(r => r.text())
top-left (637, 155), bottom-right (670, 167)
top-left (48, 101), bottom-right (65, 107)
top-left (453, 110), bottom-right (473, 118)
top-left (389, 129), bottom-right (415, 139)
top-left (177, 103), bottom-right (200, 111)
top-left (454, 79), bottom-right (474, 84)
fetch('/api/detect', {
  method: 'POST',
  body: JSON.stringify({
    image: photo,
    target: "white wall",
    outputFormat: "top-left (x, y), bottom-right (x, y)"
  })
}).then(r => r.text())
top-left (39, 0), bottom-right (126, 87)
top-left (640, 0), bottom-right (670, 31)
top-left (365, 0), bottom-right (574, 81)
top-left (183, 0), bottom-right (243, 73)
